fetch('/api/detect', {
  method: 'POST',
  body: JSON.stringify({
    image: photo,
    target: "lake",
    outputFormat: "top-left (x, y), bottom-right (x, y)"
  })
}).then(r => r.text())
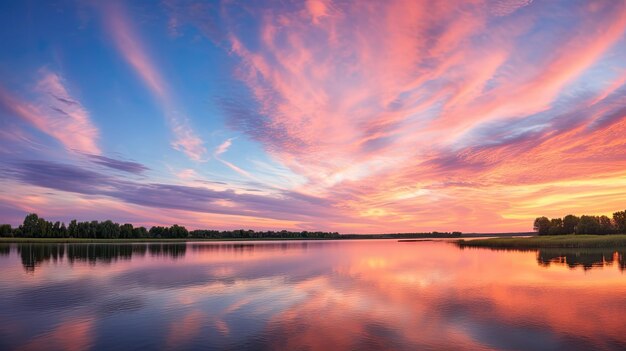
top-left (0, 240), bottom-right (625, 350)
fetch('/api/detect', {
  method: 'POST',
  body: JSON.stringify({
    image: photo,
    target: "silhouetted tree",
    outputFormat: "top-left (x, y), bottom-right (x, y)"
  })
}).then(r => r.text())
top-left (614, 210), bottom-right (626, 233)
top-left (534, 217), bottom-right (551, 235)
top-left (0, 224), bottom-right (12, 237)
top-left (563, 215), bottom-right (579, 234)
top-left (598, 215), bottom-right (614, 234)
top-left (576, 215), bottom-right (601, 234)
top-left (548, 218), bottom-right (564, 235)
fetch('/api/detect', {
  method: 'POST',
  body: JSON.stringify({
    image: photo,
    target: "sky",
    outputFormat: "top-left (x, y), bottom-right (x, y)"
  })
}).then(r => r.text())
top-left (1, 0), bottom-right (626, 233)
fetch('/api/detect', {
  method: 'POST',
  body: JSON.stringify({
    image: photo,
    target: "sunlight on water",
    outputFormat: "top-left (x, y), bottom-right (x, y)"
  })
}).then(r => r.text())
top-left (0, 240), bottom-right (625, 350)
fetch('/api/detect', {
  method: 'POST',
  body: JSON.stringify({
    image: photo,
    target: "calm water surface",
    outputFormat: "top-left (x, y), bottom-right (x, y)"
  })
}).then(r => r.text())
top-left (1, 240), bottom-right (625, 350)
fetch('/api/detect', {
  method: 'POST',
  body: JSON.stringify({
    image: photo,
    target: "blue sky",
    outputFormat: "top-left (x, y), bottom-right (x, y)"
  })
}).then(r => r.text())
top-left (2, 0), bottom-right (626, 233)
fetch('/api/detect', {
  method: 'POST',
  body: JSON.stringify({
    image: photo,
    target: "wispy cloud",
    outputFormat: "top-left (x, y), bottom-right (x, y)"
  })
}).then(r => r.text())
top-left (212, 137), bottom-right (255, 180)
top-left (3, 160), bottom-right (337, 223)
top-left (171, 0), bottom-right (626, 231)
top-left (86, 154), bottom-right (148, 174)
top-left (0, 71), bottom-right (100, 154)
top-left (3, 1), bottom-right (626, 232)
top-left (214, 138), bottom-right (233, 156)
top-left (102, 1), bottom-right (206, 162)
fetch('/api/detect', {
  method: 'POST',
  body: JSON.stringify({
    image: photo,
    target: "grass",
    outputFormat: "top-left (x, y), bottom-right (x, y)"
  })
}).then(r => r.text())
top-left (457, 234), bottom-right (626, 249)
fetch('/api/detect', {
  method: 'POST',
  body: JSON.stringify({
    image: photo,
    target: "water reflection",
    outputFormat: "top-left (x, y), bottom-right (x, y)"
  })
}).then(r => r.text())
top-left (537, 248), bottom-right (626, 270)
top-left (190, 241), bottom-right (312, 253)
top-left (0, 240), bottom-right (625, 350)
top-left (3, 243), bottom-right (187, 272)
top-left (5, 241), bottom-right (626, 273)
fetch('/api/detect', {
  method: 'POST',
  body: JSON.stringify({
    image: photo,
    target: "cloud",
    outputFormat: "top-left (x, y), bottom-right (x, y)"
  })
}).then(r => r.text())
top-left (101, 1), bottom-right (206, 162)
top-left (211, 137), bottom-right (257, 180)
top-left (86, 154), bottom-right (149, 174)
top-left (189, 0), bottom-right (626, 231)
top-left (3, 160), bottom-right (338, 223)
top-left (0, 72), bottom-right (100, 154)
top-left (488, 0), bottom-right (534, 17)
top-left (4, 0), bottom-right (626, 233)
top-left (305, 0), bottom-right (334, 24)
top-left (214, 138), bottom-right (233, 156)
top-left (170, 117), bottom-right (207, 162)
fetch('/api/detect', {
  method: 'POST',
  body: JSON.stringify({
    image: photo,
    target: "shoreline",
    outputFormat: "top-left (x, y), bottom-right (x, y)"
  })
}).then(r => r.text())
top-left (456, 234), bottom-right (626, 249)
top-left (0, 233), bottom-right (529, 244)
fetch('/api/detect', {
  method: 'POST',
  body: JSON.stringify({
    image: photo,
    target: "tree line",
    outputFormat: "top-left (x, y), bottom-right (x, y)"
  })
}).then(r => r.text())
top-left (0, 213), bottom-right (464, 240)
top-left (0, 213), bottom-right (341, 239)
top-left (533, 210), bottom-right (626, 235)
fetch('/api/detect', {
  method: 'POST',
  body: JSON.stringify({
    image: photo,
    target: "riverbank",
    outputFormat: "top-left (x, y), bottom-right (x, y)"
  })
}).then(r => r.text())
top-left (457, 234), bottom-right (626, 248)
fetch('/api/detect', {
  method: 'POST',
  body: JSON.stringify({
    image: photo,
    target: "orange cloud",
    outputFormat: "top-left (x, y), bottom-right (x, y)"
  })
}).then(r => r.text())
top-left (210, 0), bottom-right (626, 232)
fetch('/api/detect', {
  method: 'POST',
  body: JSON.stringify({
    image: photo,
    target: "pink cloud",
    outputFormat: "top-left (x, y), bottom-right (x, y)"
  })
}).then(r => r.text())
top-left (102, 2), bottom-right (206, 162)
top-left (6, 1), bottom-right (626, 233)
top-left (170, 117), bottom-right (207, 161)
top-left (210, 0), bottom-right (626, 232)
top-left (214, 138), bottom-right (233, 156)
top-left (0, 71), bottom-right (100, 154)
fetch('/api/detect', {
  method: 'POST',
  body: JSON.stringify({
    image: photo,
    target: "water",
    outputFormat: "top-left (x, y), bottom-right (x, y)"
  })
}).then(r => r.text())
top-left (0, 240), bottom-right (625, 350)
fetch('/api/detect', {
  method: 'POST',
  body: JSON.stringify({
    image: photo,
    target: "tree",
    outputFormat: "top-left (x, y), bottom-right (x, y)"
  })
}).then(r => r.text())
top-left (548, 218), bottom-right (564, 235)
top-left (598, 215), bottom-right (614, 234)
top-left (614, 210), bottom-right (626, 233)
top-left (22, 213), bottom-right (39, 237)
top-left (0, 224), bottom-right (12, 237)
top-left (68, 220), bottom-right (78, 237)
top-left (533, 217), bottom-right (551, 235)
top-left (576, 215), bottom-right (600, 234)
top-left (562, 215), bottom-right (579, 234)
top-left (37, 217), bottom-right (51, 238)
top-left (169, 224), bottom-right (188, 238)
top-left (133, 226), bottom-right (148, 238)
top-left (149, 226), bottom-right (168, 238)
top-left (120, 224), bottom-right (134, 239)
top-left (97, 220), bottom-right (120, 239)
top-left (52, 221), bottom-right (62, 237)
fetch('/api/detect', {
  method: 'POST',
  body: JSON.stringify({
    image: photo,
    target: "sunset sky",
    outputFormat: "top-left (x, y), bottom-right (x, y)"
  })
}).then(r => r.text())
top-left (1, 0), bottom-right (626, 233)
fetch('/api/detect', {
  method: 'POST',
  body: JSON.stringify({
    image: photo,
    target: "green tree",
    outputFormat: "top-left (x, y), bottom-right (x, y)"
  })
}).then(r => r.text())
top-left (169, 224), bottom-right (188, 238)
top-left (52, 221), bottom-right (62, 237)
top-left (68, 220), bottom-right (78, 237)
top-left (0, 224), bottom-right (12, 237)
top-left (149, 226), bottom-right (168, 238)
top-left (37, 217), bottom-right (51, 238)
top-left (22, 213), bottom-right (39, 237)
top-left (133, 226), bottom-right (147, 238)
top-left (120, 224), bottom-right (134, 239)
